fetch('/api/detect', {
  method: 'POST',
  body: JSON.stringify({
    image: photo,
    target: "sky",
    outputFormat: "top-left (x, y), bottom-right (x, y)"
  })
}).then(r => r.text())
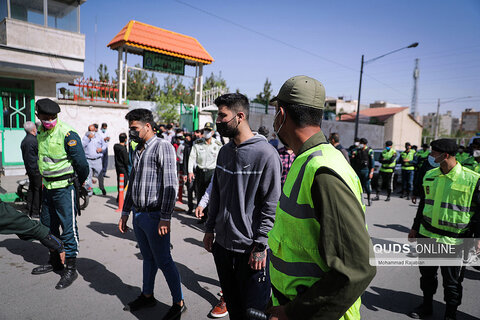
top-left (80, 0), bottom-right (480, 118)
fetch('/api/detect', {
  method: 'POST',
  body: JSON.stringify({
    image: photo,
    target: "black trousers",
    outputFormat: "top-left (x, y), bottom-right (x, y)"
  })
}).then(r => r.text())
top-left (419, 265), bottom-right (466, 307)
top-left (212, 242), bottom-right (270, 320)
top-left (195, 168), bottom-right (214, 216)
top-left (27, 174), bottom-right (42, 217)
top-left (185, 179), bottom-right (195, 211)
top-left (376, 171), bottom-right (394, 194)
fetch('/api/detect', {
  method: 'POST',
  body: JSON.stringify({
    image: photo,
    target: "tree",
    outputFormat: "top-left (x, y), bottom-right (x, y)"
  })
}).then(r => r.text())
top-left (203, 71), bottom-right (228, 91)
top-left (253, 78), bottom-right (272, 106)
top-left (97, 64), bottom-right (110, 82)
top-left (126, 64), bottom-right (149, 101)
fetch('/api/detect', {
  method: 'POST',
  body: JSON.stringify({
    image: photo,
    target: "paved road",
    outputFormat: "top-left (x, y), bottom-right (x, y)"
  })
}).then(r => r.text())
top-left (0, 184), bottom-right (479, 319)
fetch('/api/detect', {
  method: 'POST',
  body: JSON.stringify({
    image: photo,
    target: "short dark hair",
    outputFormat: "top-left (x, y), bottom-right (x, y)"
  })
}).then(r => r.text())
top-left (101, 123), bottom-right (107, 128)
top-left (360, 138), bottom-right (368, 144)
top-left (214, 93), bottom-right (250, 120)
top-left (94, 123), bottom-right (98, 129)
top-left (329, 132), bottom-right (340, 143)
top-left (166, 124), bottom-right (173, 130)
top-left (194, 130), bottom-right (201, 134)
top-left (279, 100), bottom-right (323, 128)
top-left (119, 133), bottom-right (127, 143)
top-left (125, 108), bottom-right (154, 125)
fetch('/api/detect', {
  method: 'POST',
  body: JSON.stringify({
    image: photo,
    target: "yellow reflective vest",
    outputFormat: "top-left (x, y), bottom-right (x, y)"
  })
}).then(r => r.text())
top-left (380, 148), bottom-right (396, 173)
top-left (419, 163), bottom-right (480, 245)
top-left (268, 142), bottom-right (365, 320)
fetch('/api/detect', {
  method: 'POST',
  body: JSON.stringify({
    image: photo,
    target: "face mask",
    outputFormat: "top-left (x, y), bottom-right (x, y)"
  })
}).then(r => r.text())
top-left (204, 130), bottom-right (213, 139)
top-left (179, 140), bottom-right (184, 145)
top-left (359, 144), bottom-right (365, 149)
top-left (129, 127), bottom-right (144, 143)
top-left (101, 129), bottom-right (106, 133)
top-left (433, 153), bottom-right (446, 164)
top-left (273, 108), bottom-right (289, 147)
top-left (216, 115), bottom-right (239, 138)
top-left (354, 142), bottom-right (360, 146)
top-left (41, 119), bottom-right (57, 130)
top-left (386, 147), bottom-right (391, 151)
top-left (473, 150), bottom-right (480, 158)
top-left (427, 155), bottom-right (440, 168)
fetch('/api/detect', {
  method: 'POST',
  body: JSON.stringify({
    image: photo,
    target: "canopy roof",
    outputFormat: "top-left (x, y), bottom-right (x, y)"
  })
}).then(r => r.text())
top-left (107, 20), bottom-right (214, 65)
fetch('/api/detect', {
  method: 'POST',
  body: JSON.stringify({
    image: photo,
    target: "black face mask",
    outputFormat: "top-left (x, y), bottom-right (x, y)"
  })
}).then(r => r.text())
top-left (216, 116), bottom-right (239, 138)
top-left (129, 128), bottom-right (143, 143)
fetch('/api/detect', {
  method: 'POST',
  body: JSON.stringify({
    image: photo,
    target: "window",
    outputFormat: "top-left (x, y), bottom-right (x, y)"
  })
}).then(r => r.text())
top-left (48, 0), bottom-right (78, 32)
top-left (11, 0), bottom-right (44, 25)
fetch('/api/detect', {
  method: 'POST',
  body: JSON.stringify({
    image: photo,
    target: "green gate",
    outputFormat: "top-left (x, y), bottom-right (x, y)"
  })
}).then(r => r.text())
top-left (0, 79), bottom-right (35, 167)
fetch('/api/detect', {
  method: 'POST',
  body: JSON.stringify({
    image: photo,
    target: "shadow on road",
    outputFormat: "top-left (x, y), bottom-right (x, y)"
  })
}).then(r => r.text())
top-left (86, 221), bottom-right (137, 242)
top-left (174, 211), bottom-right (206, 233)
top-left (176, 262), bottom-right (220, 306)
top-left (363, 286), bottom-right (480, 320)
top-left (184, 237), bottom-right (204, 248)
top-left (464, 268), bottom-right (480, 281)
top-left (373, 224), bottom-right (410, 234)
top-left (0, 238), bottom-right (49, 265)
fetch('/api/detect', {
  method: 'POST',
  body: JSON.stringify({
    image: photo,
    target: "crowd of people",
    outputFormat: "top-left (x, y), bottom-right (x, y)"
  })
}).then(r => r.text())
top-left (3, 74), bottom-right (477, 320)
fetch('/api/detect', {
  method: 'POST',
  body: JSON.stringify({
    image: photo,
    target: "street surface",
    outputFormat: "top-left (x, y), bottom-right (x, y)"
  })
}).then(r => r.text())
top-left (0, 173), bottom-right (479, 319)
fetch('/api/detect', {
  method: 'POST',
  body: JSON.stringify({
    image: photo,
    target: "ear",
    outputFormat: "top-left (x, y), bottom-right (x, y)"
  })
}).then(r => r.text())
top-left (237, 111), bottom-right (247, 122)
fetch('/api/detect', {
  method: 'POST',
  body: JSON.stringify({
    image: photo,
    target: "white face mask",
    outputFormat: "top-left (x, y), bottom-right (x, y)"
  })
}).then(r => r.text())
top-left (428, 155), bottom-right (440, 168)
top-left (204, 131), bottom-right (213, 139)
top-left (354, 142), bottom-right (360, 146)
top-left (474, 150), bottom-right (480, 158)
top-left (359, 144), bottom-right (365, 149)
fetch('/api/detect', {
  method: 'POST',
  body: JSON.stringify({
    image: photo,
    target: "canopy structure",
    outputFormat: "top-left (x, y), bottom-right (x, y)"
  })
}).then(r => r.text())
top-left (107, 20), bottom-right (214, 105)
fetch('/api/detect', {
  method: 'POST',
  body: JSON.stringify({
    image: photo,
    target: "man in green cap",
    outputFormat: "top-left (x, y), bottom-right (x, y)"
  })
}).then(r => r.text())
top-left (267, 75), bottom-right (376, 320)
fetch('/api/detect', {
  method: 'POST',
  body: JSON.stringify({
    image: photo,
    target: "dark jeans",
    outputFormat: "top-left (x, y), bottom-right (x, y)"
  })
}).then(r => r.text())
top-left (195, 168), bottom-right (214, 217)
top-left (40, 185), bottom-right (78, 258)
top-left (27, 173), bottom-right (42, 217)
top-left (357, 167), bottom-right (372, 196)
top-left (419, 265), bottom-right (466, 307)
top-left (185, 179), bottom-right (196, 211)
top-left (212, 242), bottom-right (271, 320)
top-left (402, 170), bottom-right (414, 192)
top-left (100, 148), bottom-right (108, 177)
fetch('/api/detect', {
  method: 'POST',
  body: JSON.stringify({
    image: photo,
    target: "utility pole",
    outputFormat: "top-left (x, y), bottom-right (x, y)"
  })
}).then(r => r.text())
top-left (434, 99), bottom-right (440, 140)
top-left (411, 58), bottom-right (419, 116)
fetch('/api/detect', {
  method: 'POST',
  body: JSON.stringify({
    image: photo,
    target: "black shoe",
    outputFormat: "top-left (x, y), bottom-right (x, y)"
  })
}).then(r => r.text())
top-left (32, 252), bottom-right (64, 275)
top-left (444, 304), bottom-right (457, 320)
top-left (104, 175), bottom-right (110, 178)
top-left (55, 257), bottom-right (78, 289)
top-left (162, 302), bottom-right (187, 320)
top-left (372, 195), bottom-right (380, 201)
top-left (367, 199), bottom-right (371, 206)
top-left (406, 195), bottom-right (410, 200)
top-left (101, 188), bottom-right (107, 196)
top-left (400, 193), bottom-right (405, 198)
top-left (385, 196), bottom-right (391, 202)
top-left (124, 294), bottom-right (156, 312)
top-left (409, 304), bottom-right (433, 319)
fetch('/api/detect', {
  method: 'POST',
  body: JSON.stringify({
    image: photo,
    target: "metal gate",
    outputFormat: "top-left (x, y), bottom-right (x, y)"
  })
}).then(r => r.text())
top-left (0, 83), bottom-right (35, 167)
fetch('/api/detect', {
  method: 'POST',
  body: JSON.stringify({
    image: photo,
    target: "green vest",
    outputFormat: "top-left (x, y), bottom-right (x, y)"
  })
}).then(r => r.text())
top-left (401, 150), bottom-right (415, 170)
top-left (419, 163), bottom-right (480, 245)
top-left (456, 152), bottom-right (469, 164)
top-left (460, 155), bottom-right (477, 171)
top-left (268, 143), bottom-right (365, 320)
top-left (380, 148), bottom-right (396, 173)
top-left (415, 149), bottom-right (430, 168)
top-left (37, 120), bottom-right (76, 189)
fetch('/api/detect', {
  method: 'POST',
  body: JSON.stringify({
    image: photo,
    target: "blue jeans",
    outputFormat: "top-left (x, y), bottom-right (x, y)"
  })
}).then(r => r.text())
top-left (133, 210), bottom-right (183, 303)
top-left (402, 170), bottom-right (414, 192)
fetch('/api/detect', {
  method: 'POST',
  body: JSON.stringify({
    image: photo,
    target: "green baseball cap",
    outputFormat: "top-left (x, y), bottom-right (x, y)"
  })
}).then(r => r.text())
top-left (270, 75), bottom-right (325, 109)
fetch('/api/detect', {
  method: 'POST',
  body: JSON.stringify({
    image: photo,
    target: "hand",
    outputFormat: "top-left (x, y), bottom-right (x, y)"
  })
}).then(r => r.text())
top-left (188, 173), bottom-right (195, 183)
top-left (158, 220), bottom-right (170, 236)
top-left (369, 172), bottom-right (373, 179)
top-left (203, 232), bottom-right (214, 252)
top-left (59, 251), bottom-right (66, 265)
top-left (183, 176), bottom-right (187, 183)
top-left (408, 229), bottom-right (417, 242)
top-left (267, 306), bottom-right (289, 320)
top-left (96, 147), bottom-right (103, 153)
top-left (411, 195), bottom-right (417, 204)
top-left (195, 206), bottom-right (204, 219)
top-left (249, 249), bottom-right (267, 270)
top-left (119, 215), bottom-right (129, 233)
top-left (88, 133), bottom-right (94, 139)
top-left (475, 239), bottom-right (480, 254)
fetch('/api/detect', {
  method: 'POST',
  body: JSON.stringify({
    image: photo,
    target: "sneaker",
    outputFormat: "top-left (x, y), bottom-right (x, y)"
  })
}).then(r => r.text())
top-left (408, 303), bottom-right (433, 319)
top-left (162, 301), bottom-right (187, 320)
top-left (123, 294), bottom-right (156, 312)
top-left (210, 296), bottom-right (228, 318)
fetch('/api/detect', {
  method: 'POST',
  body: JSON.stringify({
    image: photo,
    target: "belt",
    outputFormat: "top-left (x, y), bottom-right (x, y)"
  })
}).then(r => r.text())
top-left (195, 167), bottom-right (214, 172)
top-left (134, 206), bottom-right (162, 213)
top-left (43, 173), bottom-right (75, 182)
top-left (87, 157), bottom-right (102, 160)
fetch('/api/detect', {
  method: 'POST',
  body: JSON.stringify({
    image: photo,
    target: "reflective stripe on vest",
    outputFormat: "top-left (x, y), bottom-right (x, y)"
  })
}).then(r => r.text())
top-left (37, 120), bottom-right (76, 189)
top-left (419, 163), bottom-right (480, 244)
top-left (401, 150), bottom-right (415, 170)
top-left (268, 142), bottom-right (364, 320)
top-left (380, 149), bottom-right (396, 173)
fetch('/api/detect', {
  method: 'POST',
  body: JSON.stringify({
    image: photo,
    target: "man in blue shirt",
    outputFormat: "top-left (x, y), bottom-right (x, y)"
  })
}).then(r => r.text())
top-left (82, 124), bottom-right (107, 196)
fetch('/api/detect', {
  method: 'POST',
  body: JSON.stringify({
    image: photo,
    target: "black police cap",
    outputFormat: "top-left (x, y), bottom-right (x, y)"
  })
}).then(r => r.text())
top-left (36, 98), bottom-right (60, 115)
top-left (385, 140), bottom-right (393, 146)
top-left (430, 139), bottom-right (458, 154)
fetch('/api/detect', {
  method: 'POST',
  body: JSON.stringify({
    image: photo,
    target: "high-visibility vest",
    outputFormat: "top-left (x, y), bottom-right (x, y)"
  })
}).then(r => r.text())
top-left (37, 120), bottom-right (76, 189)
top-left (268, 142), bottom-right (365, 320)
top-left (460, 155), bottom-right (477, 171)
top-left (401, 150), bottom-right (415, 170)
top-left (419, 163), bottom-right (480, 245)
top-left (415, 149), bottom-right (430, 168)
top-left (456, 152), bottom-right (469, 164)
top-left (380, 148), bottom-right (396, 173)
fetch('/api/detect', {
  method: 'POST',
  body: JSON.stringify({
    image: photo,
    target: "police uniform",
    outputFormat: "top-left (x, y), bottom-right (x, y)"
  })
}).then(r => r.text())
top-left (410, 139), bottom-right (480, 320)
top-left (268, 76), bottom-right (376, 320)
top-left (31, 99), bottom-right (89, 290)
top-left (188, 122), bottom-right (222, 221)
top-left (374, 141), bottom-right (397, 201)
top-left (400, 143), bottom-right (416, 199)
top-left (351, 139), bottom-right (374, 205)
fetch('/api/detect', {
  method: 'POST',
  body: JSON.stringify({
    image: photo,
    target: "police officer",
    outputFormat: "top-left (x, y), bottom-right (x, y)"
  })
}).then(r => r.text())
top-left (455, 145), bottom-right (469, 164)
top-left (415, 143), bottom-right (431, 169)
top-left (351, 137), bottom-right (374, 206)
top-left (460, 140), bottom-right (479, 171)
top-left (408, 139), bottom-right (480, 320)
top-left (187, 122), bottom-right (222, 223)
top-left (31, 98), bottom-right (89, 289)
top-left (400, 142), bottom-right (416, 199)
top-left (373, 140), bottom-right (397, 201)
top-left (267, 75), bottom-right (376, 320)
